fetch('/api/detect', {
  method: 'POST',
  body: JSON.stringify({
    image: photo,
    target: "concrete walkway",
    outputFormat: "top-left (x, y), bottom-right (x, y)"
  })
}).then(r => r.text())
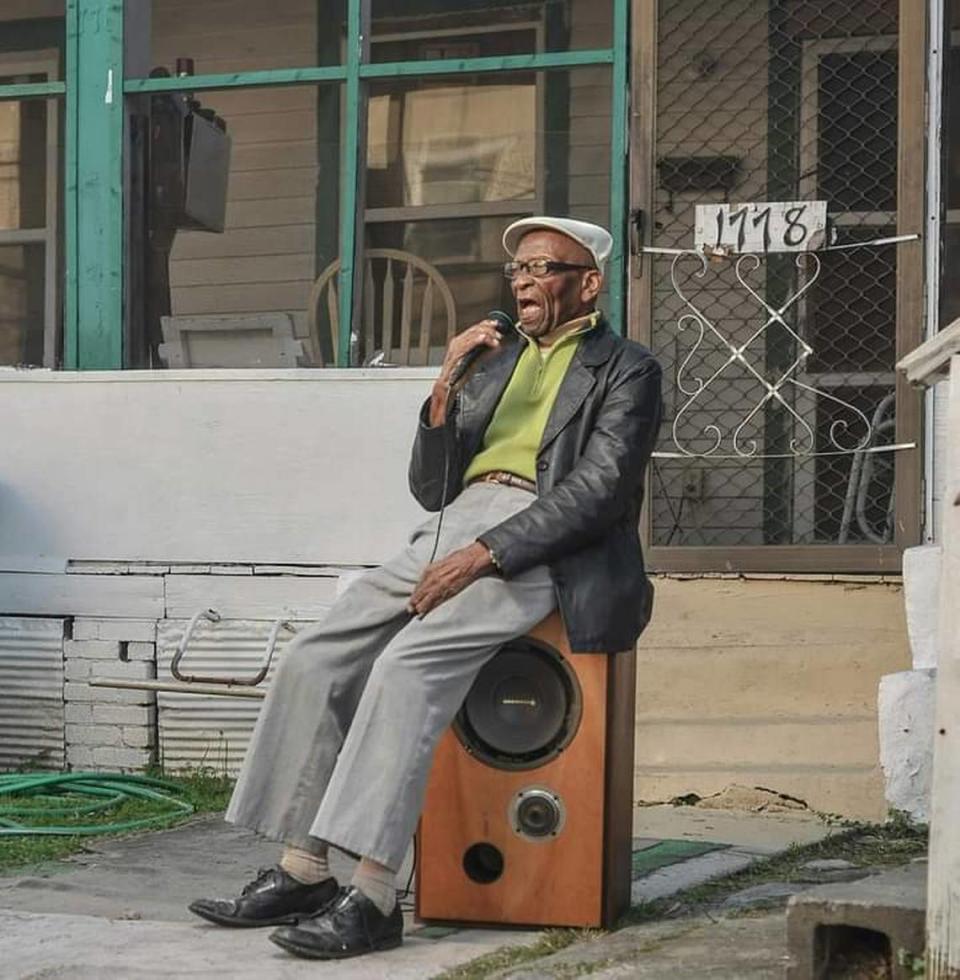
top-left (0, 806), bottom-right (833, 978)
top-left (0, 816), bottom-right (535, 979)
top-left (490, 911), bottom-right (791, 979)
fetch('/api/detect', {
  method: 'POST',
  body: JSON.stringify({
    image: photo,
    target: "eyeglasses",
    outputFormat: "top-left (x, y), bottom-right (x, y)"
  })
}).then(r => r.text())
top-left (502, 259), bottom-right (596, 280)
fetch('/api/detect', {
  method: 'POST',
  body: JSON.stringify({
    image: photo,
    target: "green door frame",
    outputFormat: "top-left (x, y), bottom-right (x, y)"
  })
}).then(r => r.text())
top-left (72, 0), bottom-right (124, 369)
top-left (0, 0), bottom-right (630, 369)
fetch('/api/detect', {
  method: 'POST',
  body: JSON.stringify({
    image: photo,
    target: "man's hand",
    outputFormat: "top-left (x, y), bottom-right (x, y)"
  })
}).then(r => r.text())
top-left (428, 319), bottom-right (505, 427)
top-left (407, 541), bottom-right (495, 617)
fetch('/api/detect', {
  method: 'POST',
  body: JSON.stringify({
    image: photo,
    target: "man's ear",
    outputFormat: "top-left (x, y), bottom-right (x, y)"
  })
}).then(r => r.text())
top-left (581, 269), bottom-right (603, 303)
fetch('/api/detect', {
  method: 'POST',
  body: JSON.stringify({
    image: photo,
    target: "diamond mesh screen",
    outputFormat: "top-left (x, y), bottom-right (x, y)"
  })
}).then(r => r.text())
top-left (649, 0), bottom-right (900, 548)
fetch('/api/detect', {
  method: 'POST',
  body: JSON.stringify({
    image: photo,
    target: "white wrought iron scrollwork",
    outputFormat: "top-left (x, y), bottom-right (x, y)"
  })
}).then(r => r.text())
top-left (666, 248), bottom-right (877, 460)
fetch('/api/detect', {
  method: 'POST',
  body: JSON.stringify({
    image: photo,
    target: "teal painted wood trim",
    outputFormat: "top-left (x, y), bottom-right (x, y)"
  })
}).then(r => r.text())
top-left (360, 48), bottom-right (613, 79)
top-left (607, 0), bottom-right (629, 336)
top-left (337, 0), bottom-right (362, 367)
top-left (0, 81), bottom-right (65, 100)
top-left (75, 0), bottom-right (124, 369)
top-left (123, 66), bottom-right (347, 94)
top-left (120, 50), bottom-right (613, 93)
top-left (63, 0), bottom-right (79, 368)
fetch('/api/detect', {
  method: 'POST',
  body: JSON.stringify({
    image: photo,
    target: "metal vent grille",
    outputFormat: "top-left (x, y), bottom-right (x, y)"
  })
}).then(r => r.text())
top-left (650, 0), bottom-right (901, 547)
top-left (0, 617), bottom-right (65, 771)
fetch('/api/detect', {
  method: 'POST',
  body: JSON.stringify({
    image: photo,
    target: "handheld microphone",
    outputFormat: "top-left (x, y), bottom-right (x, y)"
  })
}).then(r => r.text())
top-left (446, 309), bottom-right (514, 387)
top-left (428, 309), bottom-right (514, 567)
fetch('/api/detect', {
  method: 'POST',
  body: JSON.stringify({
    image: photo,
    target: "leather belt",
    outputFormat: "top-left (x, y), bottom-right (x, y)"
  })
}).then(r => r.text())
top-left (469, 470), bottom-right (537, 494)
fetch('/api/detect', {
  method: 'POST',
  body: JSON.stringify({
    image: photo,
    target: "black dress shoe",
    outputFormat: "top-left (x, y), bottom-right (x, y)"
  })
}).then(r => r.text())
top-left (269, 886), bottom-right (403, 959)
top-left (188, 867), bottom-right (339, 928)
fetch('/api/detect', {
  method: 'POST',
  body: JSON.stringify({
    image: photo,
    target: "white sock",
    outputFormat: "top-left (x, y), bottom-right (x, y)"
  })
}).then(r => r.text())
top-left (351, 858), bottom-right (397, 916)
top-left (280, 844), bottom-right (331, 885)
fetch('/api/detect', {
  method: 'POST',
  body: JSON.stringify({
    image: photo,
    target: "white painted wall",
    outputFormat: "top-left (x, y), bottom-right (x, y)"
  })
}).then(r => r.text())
top-left (0, 368), bottom-right (436, 572)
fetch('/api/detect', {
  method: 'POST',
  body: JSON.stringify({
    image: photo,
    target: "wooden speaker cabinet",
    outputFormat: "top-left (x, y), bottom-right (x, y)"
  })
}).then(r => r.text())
top-left (416, 612), bottom-right (636, 929)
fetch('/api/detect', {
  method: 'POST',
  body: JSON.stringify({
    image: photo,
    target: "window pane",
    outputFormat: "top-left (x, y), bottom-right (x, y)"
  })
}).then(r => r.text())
top-left (366, 73), bottom-right (540, 210)
top-left (370, 0), bottom-right (612, 62)
top-left (130, 85), bottom-right (341, 368)
top-left (0, 242), bottom-right (47, 364)
top-left (807, 226), bottom-right (896, 373)
top-left (817, 50), bottom-right (897, 212)
top-left (0, 3), bottom-right (64, 80)
top-left (355, 66), bottom-right (611, 366)
top-left (942, 225), bottom-right (960, 326)
top-left (0, 96), bottom-right (50, 229)
top-left (360, 216), bottom-right (519, 366)
top-left (128, 0), bottom-right (346, 77)
top-left (0, 93), bottom-right (61, 367)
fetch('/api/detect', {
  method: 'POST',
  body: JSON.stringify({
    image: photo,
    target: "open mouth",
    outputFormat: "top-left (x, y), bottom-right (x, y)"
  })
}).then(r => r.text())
top-left (516, 297), bottom-right (543, 323)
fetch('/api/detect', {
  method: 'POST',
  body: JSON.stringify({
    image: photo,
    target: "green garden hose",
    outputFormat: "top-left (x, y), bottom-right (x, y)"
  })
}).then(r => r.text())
top-left (0, 772), bottom-right (194, 836)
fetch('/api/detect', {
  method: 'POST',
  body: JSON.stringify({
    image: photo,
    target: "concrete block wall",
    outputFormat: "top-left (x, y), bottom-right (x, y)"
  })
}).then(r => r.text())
top-left (63, 622), bottom-right (159, 772)
top-left (2, 556), bottom-right (914, 820)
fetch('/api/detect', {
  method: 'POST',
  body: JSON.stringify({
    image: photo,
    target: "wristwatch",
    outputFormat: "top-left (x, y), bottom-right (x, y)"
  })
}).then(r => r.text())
top-left (482, 542), bottom-right (504, 576)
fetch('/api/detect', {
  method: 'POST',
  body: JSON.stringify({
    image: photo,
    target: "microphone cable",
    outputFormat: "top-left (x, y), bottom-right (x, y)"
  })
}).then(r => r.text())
top-left (426, 311), bottom-right (514, 567)
top-left (407, 311), bottom-right (514, 905)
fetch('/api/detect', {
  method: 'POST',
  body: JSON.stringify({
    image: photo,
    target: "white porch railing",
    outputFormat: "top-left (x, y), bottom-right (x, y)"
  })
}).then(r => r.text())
top-left (898, 316), bottom-right (960, 978)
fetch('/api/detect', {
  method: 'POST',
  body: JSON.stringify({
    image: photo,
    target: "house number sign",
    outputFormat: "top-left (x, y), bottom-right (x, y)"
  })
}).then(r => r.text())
top-left (694, 200), bottom-right (828, 254)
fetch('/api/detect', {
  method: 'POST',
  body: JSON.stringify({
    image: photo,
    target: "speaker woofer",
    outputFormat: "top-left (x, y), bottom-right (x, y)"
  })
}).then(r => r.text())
top-left (454, 637), bottom-right (582, 771)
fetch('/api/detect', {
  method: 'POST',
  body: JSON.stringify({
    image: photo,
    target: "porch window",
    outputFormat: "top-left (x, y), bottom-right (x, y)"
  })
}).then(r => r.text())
top-left (114, 0), bottom-right (625, 369)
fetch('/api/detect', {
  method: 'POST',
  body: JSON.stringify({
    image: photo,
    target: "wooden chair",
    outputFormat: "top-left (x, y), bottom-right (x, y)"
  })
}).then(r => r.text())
top-left (307, 248), bottom-right (457, 366)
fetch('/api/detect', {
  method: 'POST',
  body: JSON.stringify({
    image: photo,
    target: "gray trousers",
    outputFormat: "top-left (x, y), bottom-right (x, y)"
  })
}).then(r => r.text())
top-left (225, 483), bottom-right (557, 871)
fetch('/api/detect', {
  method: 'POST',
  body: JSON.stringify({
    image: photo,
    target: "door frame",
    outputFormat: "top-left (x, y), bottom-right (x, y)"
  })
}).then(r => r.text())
top-left (629, 0), bottom-right (926, 573)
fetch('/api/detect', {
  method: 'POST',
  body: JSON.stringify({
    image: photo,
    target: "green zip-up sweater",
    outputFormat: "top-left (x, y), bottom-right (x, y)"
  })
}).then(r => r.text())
top-left (462, 317), bottom-right (597, 486)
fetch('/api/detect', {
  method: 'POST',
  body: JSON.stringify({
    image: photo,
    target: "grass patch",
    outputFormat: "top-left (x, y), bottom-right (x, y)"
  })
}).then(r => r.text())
top-left (621, 814), bottom-right (928, 927)
top-left (430, 929), bottom-right (593, 980)
top-left (0, 767), bottom-right (233, 876)
top-left (434, 817), bottom-right (928, 980)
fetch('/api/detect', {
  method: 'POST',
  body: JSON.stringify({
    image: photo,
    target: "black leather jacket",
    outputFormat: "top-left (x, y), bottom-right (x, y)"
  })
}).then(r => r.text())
top-left (408, 317), bottom-right (663, 653)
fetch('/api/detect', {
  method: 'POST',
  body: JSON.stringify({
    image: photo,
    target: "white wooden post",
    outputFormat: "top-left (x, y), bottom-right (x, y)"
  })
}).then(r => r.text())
top-left (926, 355), bottom-right (960, 978)
top-left (898, 321), bottom-right (960, 977)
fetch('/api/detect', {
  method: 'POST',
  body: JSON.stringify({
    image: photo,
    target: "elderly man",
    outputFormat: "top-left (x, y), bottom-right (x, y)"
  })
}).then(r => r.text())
top-left (189, 216), bottom-right (662, 961)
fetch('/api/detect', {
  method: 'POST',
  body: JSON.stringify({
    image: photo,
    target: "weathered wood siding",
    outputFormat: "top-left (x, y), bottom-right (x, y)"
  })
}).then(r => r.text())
top-left (153, 0), bottom-right (324, 330)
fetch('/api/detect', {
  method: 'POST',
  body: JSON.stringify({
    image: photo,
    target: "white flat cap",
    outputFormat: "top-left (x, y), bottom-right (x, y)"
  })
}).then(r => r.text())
top-left (502, 216), bottom-right (613, 272)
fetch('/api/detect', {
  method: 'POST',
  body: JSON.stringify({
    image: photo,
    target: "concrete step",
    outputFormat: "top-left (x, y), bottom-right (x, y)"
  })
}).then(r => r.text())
top-left (785, 861), bottom-right (926, 980)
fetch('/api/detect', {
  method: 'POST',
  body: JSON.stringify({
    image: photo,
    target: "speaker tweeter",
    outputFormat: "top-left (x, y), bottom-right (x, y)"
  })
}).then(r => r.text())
top-left (509, 786), bottom-right (565, 841)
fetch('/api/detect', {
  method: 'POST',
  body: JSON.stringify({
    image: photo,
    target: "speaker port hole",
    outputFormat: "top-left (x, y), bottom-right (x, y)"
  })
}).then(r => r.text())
top-left (463, 843), bottom-right (504, 884)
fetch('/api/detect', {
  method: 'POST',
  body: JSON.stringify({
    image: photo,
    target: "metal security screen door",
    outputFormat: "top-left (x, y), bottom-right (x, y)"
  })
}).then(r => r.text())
top-left (631, 0), bottom-right (924, 573)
